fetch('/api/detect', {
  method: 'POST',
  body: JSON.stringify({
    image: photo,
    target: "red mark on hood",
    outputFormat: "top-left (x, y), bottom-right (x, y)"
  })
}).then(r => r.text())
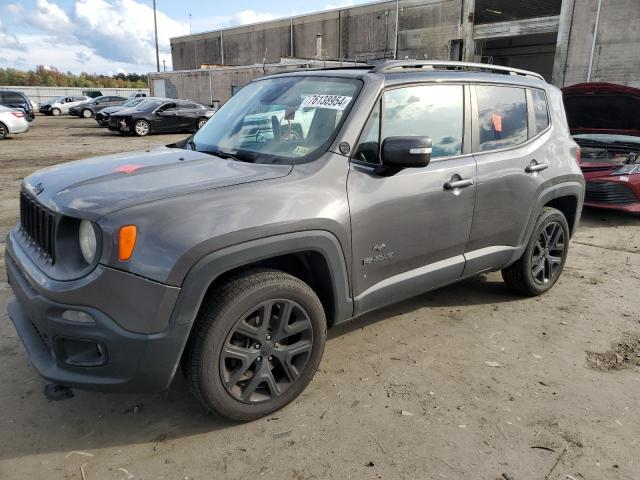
top-left (114, 164), bottom-right (143, 174)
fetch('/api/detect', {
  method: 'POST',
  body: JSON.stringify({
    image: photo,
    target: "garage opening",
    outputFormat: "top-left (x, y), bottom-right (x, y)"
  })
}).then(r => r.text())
top-left (479, 33), bottom-right (558, 82)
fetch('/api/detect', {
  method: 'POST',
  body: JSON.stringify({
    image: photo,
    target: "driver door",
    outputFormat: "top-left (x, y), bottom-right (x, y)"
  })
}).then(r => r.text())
top-left (153, 102), bottom-right (178, 131)
top-left (347, 83), bottom-right (477, 314)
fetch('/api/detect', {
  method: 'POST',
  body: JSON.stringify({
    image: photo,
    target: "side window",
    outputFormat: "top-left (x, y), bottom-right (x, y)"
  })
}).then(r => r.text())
top-left (382, 84), bottom-right (464, 159)
top-left (4, 92), bottom-right (24, 103)
top-left (531, 88), bottom-right (550, 134)
top-left (477, 85), bottom-right (528, 151)
top-left (353, 85), bottom-right (464, 164)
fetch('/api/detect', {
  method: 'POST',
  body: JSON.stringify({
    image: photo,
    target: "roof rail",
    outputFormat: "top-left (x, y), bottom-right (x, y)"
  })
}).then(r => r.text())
top-left (371, 60), bottom-right (545, 81)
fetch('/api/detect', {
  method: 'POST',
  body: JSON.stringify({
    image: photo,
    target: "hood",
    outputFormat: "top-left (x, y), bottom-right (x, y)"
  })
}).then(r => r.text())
top-left (562, 82), bottom-right (640, 136)
top-left (23, 146), bottom-right (292, 219)
top-left (100, 105), bottom-right (124, 115)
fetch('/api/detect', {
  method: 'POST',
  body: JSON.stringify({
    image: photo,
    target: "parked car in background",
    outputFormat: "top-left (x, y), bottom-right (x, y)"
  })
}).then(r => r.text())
top-left (129, 92), bottom-right (148, 98)
top-left (69, 96), bottom-right (128, 118)
top-left (6, 61), bottom-right (584, 421)
top-left (0, 105), bottom-right (30, 139)
top-left (0, 90), bottom-right (35, 121)
top-left (83, 90), bottom-right (103, 99)
top-left (39, 95), bottom-right (91, 116)
top-left (108, 99), bottom-right (215, 136)
top-left (563, 82), bottom-right (640, 214)
top-left (95, 96), bottom-right (158, 127)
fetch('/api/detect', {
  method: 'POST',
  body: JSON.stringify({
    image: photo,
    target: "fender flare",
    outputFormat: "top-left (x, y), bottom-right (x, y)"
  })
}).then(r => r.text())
top-left (507, 180), bottom-right (584, 265)
top-left (169, 230), bottom-right (353, 330)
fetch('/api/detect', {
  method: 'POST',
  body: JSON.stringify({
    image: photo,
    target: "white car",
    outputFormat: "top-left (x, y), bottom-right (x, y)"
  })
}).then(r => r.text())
top-left (0, 105), bottom-right (29, 139)
top-left (39, 95), bottom-right (91, 116)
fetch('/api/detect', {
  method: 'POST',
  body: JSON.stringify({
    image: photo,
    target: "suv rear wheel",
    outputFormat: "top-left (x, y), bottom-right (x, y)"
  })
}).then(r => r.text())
top-left (82, 108), bottom-right (93, 118)
top-left (183, 269), bottom-right (326, 421)
top-left (0, 122), bottom-right (7, 139)
top-left (502, 207), bottom-right (569, 296)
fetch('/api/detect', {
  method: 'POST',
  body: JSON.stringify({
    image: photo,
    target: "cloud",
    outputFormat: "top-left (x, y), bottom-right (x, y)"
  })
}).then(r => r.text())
top-left (75, 50), bottom-right (92, 64)
top-left (5, 3), bottom-right (23, 15)
top-left (1, 0), bottom-right (186, 73)
top-left (20, 0), bottom-right (71, 33)
top-left (0, 18), bottom-right (28, 52)
top-left (228, 10), bottom-right (277, 26)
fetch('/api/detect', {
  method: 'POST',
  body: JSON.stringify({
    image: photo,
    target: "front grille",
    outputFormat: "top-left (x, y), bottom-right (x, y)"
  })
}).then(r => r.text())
top-left (585, 181), bottom-right (638, 205)
top-left (19, 191), bottom-right (57, 262)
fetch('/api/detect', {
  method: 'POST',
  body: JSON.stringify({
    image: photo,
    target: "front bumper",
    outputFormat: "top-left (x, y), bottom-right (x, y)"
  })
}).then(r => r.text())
top-left (584, 179), bottom-right (640, 214)
top-left (5, 237), bottom-right (191, 393)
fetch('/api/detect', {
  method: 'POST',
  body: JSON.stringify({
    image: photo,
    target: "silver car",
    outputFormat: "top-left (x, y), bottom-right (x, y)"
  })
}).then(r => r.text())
top-left (39, 95), bottom-right (91, 116)
top-left (0, 105), bottom-right (29, 139)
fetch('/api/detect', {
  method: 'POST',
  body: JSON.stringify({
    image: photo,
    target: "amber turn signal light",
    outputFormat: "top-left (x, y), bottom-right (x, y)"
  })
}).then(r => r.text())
top-left (118, 225), bottom-right (137, 261)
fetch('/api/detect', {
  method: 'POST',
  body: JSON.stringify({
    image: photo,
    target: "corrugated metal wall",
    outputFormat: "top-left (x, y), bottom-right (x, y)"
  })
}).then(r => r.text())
top-left (0, 86), bottom-right (150, 105)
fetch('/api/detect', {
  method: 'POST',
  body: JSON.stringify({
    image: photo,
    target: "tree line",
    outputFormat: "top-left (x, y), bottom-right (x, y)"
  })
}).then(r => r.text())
top-left (0, 66), bottom-right (148, 88)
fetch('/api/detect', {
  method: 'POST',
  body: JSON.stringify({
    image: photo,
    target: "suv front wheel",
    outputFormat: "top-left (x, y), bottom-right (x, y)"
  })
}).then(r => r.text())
top-left (502, 207), bottom-right (570, 296)
top-left (183, 269), bottom-right (326, 421)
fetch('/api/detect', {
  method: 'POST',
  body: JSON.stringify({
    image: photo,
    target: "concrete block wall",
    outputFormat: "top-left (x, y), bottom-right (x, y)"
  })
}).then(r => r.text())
top-left (560, 0), bottom-right (640, 87)
top-left (171, 0), bottom-right (463, 70)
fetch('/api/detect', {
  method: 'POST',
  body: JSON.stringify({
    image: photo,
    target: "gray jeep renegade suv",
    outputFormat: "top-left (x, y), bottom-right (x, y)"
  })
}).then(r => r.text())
top-left (6, 61), bottom-right (584, 420)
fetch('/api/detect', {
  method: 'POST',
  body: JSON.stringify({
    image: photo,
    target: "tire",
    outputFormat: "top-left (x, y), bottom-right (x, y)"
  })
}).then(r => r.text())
top-left (502, 207), bottom-right (570, 296)
top-left (51, 108), bottom-right (61, 116)
top-left (0, 122), bottom-right (7, 139)
top-left (82, 108), bottom-right (93, 118)
top-left (196, 117), bottom-right (208, 130)
top-left (182, 269), bottom-right (326, 421)
top-left (133, 120), bottom-right (150, 136)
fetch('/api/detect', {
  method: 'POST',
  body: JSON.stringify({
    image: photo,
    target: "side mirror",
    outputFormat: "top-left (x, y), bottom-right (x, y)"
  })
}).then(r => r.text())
top-left (381, 136), bottom-right (432, 168)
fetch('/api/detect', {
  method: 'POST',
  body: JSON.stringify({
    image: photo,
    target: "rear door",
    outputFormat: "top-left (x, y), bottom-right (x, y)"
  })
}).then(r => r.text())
top-left (175, 102), bottom-right (199, 130)
top-left (348, 83), bottom-right (477, 313)
top-left (464, 84), bottom-right (554, 275)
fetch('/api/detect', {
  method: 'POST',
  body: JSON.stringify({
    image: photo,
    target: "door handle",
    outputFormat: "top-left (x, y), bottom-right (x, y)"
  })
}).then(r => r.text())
top-left (444, 178), bottom-right (474, 190)
top-left (525, 162), bottom-right (550, 173)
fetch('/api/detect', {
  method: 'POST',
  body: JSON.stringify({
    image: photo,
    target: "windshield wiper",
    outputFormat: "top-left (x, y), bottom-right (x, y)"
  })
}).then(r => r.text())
top-left (200, 148), bottom-right (256, 163)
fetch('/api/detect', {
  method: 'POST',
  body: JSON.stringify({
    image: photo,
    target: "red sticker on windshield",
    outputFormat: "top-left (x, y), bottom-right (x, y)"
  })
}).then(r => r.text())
top-left (492, 112), bottom-right (503, 132)
top-left (114, 164), bottom-right (143, 174)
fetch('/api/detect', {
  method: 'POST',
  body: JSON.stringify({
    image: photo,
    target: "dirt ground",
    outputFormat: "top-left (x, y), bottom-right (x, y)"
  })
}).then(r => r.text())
top-left (0, 116), bottom-right (639, 480)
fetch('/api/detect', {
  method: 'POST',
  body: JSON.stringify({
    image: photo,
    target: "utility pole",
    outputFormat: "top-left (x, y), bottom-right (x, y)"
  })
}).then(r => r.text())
top-left (393, 0), bottom-right (399, 59)
top-left (162, 59), bottom-right (166, 71)
top-left (189, 13), bottom-right (192, 34)
top-left (152, 0), bottom-right (160, 72)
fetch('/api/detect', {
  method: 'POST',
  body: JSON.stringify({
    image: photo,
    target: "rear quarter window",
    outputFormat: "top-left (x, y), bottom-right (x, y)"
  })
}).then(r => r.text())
top-left (477, 85), bottom-right (528, 152)
top-left (531, 89), bottom-right (550, 134)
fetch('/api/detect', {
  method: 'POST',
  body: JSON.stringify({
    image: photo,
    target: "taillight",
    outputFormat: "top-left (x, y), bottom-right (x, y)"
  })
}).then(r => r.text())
top-left (11, 111), bottom-right (24, 118)
top-left (575, 146), bottom-right (581, 165)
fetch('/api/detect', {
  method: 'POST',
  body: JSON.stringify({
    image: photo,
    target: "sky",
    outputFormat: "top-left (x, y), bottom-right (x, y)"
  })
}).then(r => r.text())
top-left (0, 0), bottom-right (372, 75)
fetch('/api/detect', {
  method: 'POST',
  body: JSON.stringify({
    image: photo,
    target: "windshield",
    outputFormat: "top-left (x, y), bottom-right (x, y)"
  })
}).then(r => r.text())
top-left (138, 99), bottom-right (165, 112)
top-left (122, 97), bottom-right (145, 108)
top-left (191, 76), bottom-right (361, 164)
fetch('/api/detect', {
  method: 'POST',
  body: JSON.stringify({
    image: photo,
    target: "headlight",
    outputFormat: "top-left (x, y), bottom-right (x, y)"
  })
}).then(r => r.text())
top-left (79, 220), bottom-right (97, 264)
top-left (612, 164), bottom-right (640, 175)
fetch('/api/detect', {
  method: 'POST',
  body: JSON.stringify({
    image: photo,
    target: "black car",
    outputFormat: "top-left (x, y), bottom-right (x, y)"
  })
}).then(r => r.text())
top-left (108, 99), bottom-right (216, 136)
top-left (95, 97), bottom-right (157, 126)
top-left (69, 96), bottom-right (127, 118)
top-left (0, 90), bottom-right (35, 121)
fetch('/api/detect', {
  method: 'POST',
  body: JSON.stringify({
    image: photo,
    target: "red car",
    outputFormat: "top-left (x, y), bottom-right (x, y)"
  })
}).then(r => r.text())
top-left (563, 82), bottom-right (640, 214)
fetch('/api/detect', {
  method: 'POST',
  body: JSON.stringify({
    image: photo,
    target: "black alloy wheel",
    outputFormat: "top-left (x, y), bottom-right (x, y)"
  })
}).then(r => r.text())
top-left (502, 207), bottom-right (570, 296)
top-left (183, 269), bottom-right (326, 421)
top-left (530, 221), bottom-right (565, 285)
top-left (221, 299), bottom-right (313, 403)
